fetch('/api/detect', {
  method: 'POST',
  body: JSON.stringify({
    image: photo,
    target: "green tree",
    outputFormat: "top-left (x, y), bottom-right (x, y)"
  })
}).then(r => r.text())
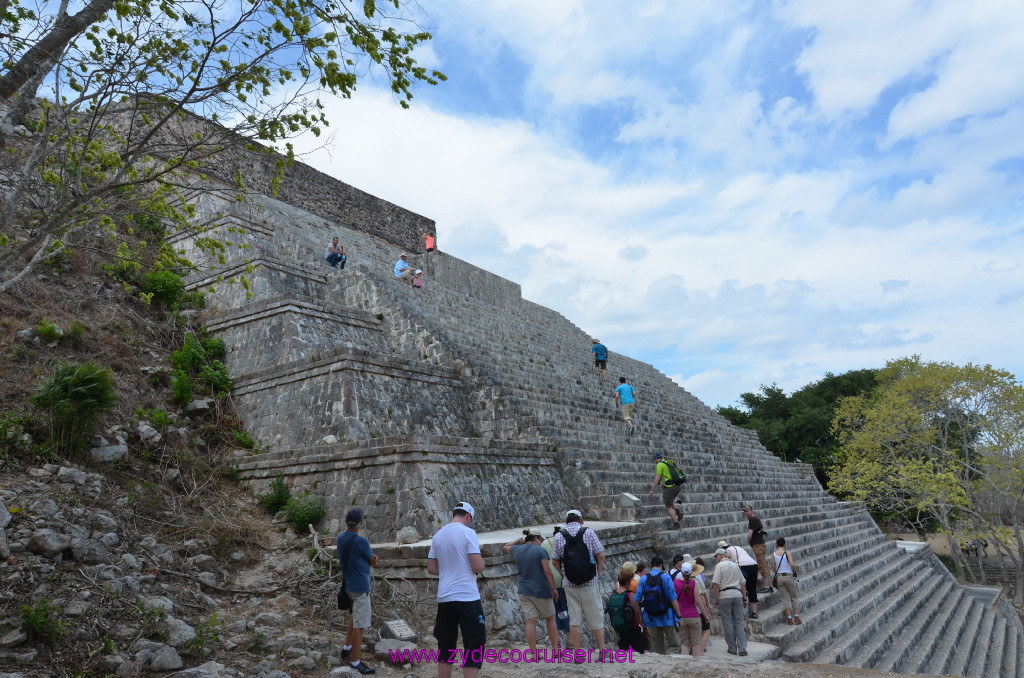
top-left (829, 357), bottom-right (1024, 602)
top-left (717, 369), bottom-right (878, 482)
top-left (0, 0), bottom-right (445, 293)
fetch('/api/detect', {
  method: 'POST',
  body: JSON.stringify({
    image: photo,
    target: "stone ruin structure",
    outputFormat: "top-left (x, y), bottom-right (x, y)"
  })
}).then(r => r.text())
top-left (173, 148), bottom-right (1024, 677)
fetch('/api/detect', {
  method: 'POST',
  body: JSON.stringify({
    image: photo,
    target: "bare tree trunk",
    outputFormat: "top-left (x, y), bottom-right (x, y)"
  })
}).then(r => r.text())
top-left (0, 0), bottom-right (116, 101)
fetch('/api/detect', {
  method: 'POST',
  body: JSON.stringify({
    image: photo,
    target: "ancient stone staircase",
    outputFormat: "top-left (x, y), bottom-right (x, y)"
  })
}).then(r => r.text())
top-left (179, 181), bottom-right (1023, 677)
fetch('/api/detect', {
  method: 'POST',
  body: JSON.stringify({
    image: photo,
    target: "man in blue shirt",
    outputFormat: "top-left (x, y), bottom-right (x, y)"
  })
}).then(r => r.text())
top-left (590, 339), bottom-right (608, 381)
top-left (615, 377), bottom-right (638, 435)
top-left (635, 556), bottom-right (681, 655)
top-left (394, 253), bottom-right (413, 284)
top-left (337, 508), bottom-right (379, 675)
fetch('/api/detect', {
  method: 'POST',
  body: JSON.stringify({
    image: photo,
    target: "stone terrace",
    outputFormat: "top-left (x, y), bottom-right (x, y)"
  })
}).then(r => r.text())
top-left (177, 177), bottom-right (1023, 677)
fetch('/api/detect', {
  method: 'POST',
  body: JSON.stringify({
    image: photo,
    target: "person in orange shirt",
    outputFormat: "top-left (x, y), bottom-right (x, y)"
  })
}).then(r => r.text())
top-left (423, 232), bottom-right (436, 252)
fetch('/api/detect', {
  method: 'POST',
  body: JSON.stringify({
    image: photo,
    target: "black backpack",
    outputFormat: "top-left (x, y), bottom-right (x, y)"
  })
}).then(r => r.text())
top-left (639, 572), bottom-right (671, 616)
top-left (562, 528), bottom-right (597, 585)
top-left (607, 590), bottom-right (634, 632)
top-left (661, 459), bottom-right (686, 487)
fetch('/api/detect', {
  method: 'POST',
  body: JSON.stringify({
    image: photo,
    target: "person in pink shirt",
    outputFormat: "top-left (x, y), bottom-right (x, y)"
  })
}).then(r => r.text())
top-left (673, 562), bottom-right (710, 657)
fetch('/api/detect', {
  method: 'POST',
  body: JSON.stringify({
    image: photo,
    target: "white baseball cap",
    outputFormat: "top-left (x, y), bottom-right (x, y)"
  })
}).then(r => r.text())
top-left (453, 501), bottom-right (475, 518)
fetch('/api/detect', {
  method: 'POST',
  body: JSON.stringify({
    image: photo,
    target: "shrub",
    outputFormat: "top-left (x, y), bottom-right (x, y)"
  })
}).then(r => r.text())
top-left (199, 362), bottom-right (232, 396)
top-left (170, 370), bottom-right (193, 405)
top-left (141, 270), bottom-right (186, 307)
top-left (64, 320), bottom-right (86, 348)
top-left (258, 476), bottom-right (291, 515)
top-left (137, 408), bottom-right (173, 429)
top-left (185, 614), bottom-right (220, 657)
top-left (171, 333), bottom-right (207, 373)
top-left (30, 362), bottom-right (118, 454)
top-left (37, 317), bottom-right (63, 342)
top-left (201, 336), bottom-right (225, 359)
top-left (21, 598), bottom-right (65, 644)
top-left (232, 430), bottom-right (254, 449)
top-left (181, 289), bottom-right (206, 309)
top-left (285, 493), bottom-right (326, 531)
top-left (133, 212), bottom-right (166, 237)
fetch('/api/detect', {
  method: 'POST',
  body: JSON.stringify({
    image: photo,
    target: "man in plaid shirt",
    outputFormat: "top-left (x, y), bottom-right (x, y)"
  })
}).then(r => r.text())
top-left (551, 509), bottom-right (607, 656)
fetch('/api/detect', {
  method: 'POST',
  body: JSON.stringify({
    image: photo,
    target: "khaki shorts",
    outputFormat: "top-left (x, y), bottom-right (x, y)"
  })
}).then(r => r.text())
top-left (621, 403), bottom-right (635, 421)
top-left (565, 585), bottom-right (604, 630)
top-left (349, 592), bottom-right (371, 629)
top-left (519, 594), bottom-right (555, 620)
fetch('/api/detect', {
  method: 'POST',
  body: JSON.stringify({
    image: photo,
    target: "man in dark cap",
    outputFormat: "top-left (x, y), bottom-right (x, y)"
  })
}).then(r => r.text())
top-left (337, 508), bottom-right (379, 675)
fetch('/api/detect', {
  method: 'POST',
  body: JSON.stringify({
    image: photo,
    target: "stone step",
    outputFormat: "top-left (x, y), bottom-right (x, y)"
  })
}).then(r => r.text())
top-left (1004, 622), bottom-right (1020, 678)
top-left (974, 617), bottom-right (1007, 678)
top-left (933, 600), bottom-right (984, 676)
top-left (965, 612), bottom-right (1000, 678)
top-left (842, 569), bottom-right (951, 670)
top-left (866, 576), bottom-right (959, 674)
top-left (781, 560), bottom-right (931, 662)
top-left (895, 584), bottom-right (971, 675)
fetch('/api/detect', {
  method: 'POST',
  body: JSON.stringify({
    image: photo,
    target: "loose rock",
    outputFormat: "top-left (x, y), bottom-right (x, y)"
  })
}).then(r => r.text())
top-left (28, 529), bottom-right (71, 559)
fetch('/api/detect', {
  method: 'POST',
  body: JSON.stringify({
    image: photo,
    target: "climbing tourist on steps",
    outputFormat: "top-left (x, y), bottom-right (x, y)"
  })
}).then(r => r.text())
top-left (427, 502), bottom-right (486, 678)
top-left (615, 376), bottom-right (638, 435)
top-left (773, 537), bottom-right (801, 625)
top-left (743, 504), bottom-right (773, 593)
top-left (635, 556), bottom-right (681, 655)
top-left (713, 548), bottom-right (749, 656)
top-left (337, 508), bottom-right (378, 675)
top-left (718, 539), bottom-right (762, 619)
top-left (674, 562), bottom-right (710, 657)
top-left (325, 236), bottom-right (347, 269)
top-left (423, 232), bottom-right (436, 252)
top-left (542, 527), bottom-right (570, 638)
top-left (649, 452), bottom-right (684, 528)
top-left (551, 509), bottom-right (608, 658)
top-left (591, 339), bottom-right (608, 381)
top-left (394, 253), bottom-right (415, 285)
top-left (503, 528), bottom-right (560, 654)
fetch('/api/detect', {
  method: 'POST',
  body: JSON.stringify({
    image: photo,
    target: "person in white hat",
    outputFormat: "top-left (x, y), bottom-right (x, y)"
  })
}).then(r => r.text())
top-left (713, 548), bottom-right (748, 656)
top-left (427, 502), bottom-right (486, 678)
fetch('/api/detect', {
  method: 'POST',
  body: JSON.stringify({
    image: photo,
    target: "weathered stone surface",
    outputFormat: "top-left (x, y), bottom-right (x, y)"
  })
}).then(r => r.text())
top-left (91, 444), bottom-right (130, 462)
top-left (30, 499), bottom-right (59, 518)
top-left (374, 638), bottom-right (417, 662)
top-left (0, 629), bottom-right (28, 647)
top-left (395, 526), bottom-right (420, 545)
top-left (64, 600), bottom-right (93, 616)
top-left (187, 398), bottom-right (215, 413)
top-left (0, 499), bottom-right (11, 528)
top-left (28, 529), bottom-right (71, 558)
top-left (56, 466), bottom-right (87, 485)
top-left (254, 612), bottom-right (286, 626)
top-left (137, 422), bottom-right (161, 445)
top-left (379, 619), bottom-right (417, 643)
top-left (71, 538), bottom-right (107, 563)
top-left (325, 668), bottom-right (361, 678)
top-left (163, 617), bottom-right (197, 648)
top-left (150, 645), bottom-right (184, 671)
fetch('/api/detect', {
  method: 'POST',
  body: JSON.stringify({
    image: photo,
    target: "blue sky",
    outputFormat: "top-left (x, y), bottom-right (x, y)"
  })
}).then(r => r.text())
top-left (294, 0), bottom-right (1024, 407)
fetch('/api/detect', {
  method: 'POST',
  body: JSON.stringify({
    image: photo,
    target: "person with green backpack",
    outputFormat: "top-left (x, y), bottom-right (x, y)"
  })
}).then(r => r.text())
top-left (649, 452), bottom-right (686, 528)
top-left (607, 569), bottom-right (646, 653)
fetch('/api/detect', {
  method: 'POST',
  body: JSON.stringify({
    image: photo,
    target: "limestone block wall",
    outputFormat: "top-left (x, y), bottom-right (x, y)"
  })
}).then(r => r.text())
top-left (235, 436), bottom-right (568, 542)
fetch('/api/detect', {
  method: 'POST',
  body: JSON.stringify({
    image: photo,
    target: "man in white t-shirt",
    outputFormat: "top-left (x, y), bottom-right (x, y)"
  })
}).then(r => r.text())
top-left (427, 502), bottom-right (486, 678)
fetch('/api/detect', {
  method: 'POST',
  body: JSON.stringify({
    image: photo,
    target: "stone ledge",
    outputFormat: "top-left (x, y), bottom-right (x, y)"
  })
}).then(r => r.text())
top-left (166, 211), bottom-right (275, 246)
top-left (204, 296), bottom-right (381, 334)
top-left (234, 438), bottom-right (556, 478)
top-left (230, 348), bottom-right (461, 395)
top-left (185, 255), bottom-right (326, 291)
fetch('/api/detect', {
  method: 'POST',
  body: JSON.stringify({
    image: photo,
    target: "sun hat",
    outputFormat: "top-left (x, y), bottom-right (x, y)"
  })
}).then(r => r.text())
top-left (621, 561), bottom-right (637, 575)
top-left (715, 548), bottom-right (728, 556)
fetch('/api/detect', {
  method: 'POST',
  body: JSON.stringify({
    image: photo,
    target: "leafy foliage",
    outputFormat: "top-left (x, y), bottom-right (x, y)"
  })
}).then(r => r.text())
top-left (829, 357), bottom-right (1024, 602)
top-left (170, 330), bottom-right (231, 404)
top-left (0, 0), bottom-right (446, 295)
top-left (140, 270), bottom-right (186, 307)
top-left (717, 368), bottom-right (879, 483)
top-left (285, 492), bottom-right (326, 531)
top-left (21, 598), bottom-right (65, 644)
top-left (30, 361), bottom-right (118, 454)
top-left (232, 430), bottom-right (255, 449)
top-left (258, 476), bottom-right (291, 514)
top-left (37, 317), bottom-right (63, 342)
